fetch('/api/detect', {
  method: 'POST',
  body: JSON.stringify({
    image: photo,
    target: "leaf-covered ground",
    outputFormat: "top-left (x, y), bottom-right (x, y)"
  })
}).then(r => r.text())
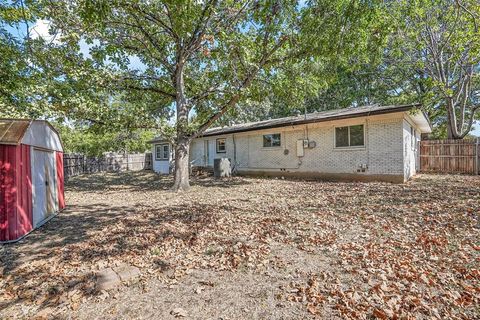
top-left (1, 172), bottom-right (479, 319)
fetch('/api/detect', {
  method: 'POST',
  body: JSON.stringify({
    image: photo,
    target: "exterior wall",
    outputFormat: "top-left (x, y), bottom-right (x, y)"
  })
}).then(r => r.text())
top-left (56, 151), bottom-right (65, 210)
top-left (0, 144), bottom-right (33, 242)
top-left (190, 136), bottom-right (235, 167)
top-left (152, 142), bottom-right (173, 174)
top-left (21, 121), bottom-right (63, 152)
top-left (193, 113), bottom-right (410, 182)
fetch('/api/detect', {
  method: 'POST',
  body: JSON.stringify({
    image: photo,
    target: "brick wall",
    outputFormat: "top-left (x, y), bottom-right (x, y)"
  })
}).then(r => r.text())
top-left (191, 113), bottom-right (414, 181)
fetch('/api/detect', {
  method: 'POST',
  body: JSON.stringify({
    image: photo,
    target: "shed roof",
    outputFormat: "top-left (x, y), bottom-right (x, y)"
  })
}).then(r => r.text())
top-left (0, 120), bottom-right (31, 145)
top-left (0, 119), bottom-right (64, 151)
top-left (150, 103), bottom-right (431, 143)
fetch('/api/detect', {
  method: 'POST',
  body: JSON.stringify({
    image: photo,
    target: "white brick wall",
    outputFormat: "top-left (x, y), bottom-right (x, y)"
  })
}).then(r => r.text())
top-left (190, 112), bottom-right (423, 181)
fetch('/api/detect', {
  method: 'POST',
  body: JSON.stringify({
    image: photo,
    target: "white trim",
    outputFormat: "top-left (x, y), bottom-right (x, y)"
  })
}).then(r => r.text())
top-left (216, 138), bottom-right (226, 153)
top-left (333, 123), bottom-right (366, 149)
top-left (155, 143), bottom-right (169, 161)
top-left (262, 133), bottom-right (282, 148)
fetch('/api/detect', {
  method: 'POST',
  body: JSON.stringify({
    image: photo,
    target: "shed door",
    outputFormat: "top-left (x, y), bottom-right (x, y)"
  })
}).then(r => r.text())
top-left (32, 149), bottom-right (57, 227)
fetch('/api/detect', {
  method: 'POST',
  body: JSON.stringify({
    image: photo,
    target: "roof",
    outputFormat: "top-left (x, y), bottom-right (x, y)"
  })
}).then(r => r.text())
top-left (149, 104), bottom-right (431, 143)
top-left (0, 120), bottom-right (31, 145)
top-left (204, 104), bottom-right (426, 137)
top-left (0, 119), bottom-right (64, 151)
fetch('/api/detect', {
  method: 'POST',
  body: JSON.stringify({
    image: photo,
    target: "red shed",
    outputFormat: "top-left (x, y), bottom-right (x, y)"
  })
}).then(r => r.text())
top-left (0, 119), bottom-right (65, 243)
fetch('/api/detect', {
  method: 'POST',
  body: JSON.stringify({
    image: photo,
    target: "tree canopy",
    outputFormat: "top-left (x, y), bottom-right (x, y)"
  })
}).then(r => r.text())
top-left (1, 0), bottom-right (479, 189)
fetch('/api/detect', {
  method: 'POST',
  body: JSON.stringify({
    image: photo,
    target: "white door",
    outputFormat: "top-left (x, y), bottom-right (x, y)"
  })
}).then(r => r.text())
top-left (205, 140), bottom-right (215, 166)
top-left (32, 149), bottom-right (56, 227)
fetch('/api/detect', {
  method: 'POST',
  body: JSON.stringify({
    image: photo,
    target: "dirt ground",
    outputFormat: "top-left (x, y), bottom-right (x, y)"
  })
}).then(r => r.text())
top-left (1, 172), bottom-right (479, 319)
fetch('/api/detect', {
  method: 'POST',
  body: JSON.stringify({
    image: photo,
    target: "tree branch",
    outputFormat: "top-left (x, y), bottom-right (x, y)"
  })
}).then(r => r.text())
top-left (121, 83), bottom-right (176, 98)
top-left (189, 36), bottom-right (289, 140)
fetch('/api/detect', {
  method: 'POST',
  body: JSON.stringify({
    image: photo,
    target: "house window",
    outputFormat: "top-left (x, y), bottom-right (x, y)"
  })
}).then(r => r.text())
top-left (263, 133), bottom-right (281, 147)
top-left (216, 138), bottom-right (226, 153)
top-left (411, 127), bottom-right (416, 150)
top-left (155, 144), bottom-right (169, 160)
top-left (335, 125), bottom-right (364, 148)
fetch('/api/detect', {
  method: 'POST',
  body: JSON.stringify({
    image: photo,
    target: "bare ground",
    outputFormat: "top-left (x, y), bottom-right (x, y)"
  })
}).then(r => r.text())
top-left (0, 172), bottom-right (479, 319)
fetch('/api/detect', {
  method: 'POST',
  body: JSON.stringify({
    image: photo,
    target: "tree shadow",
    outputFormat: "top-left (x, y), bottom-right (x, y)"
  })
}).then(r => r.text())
top-left (0, 199), bottom-right (229, 316)
top-left (66, 170), bottom-right (252, 193)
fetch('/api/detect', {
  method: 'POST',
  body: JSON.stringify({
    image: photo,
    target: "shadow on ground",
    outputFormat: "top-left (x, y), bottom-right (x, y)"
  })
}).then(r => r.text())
top-left (66, 170), bottom-right (252, 192)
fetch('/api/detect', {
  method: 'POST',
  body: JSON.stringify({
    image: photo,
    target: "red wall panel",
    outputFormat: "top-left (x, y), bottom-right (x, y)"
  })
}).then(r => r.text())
top-left (0, 144), bottom-right (33, 242)
top-left (56, 151), bottom-right (65, 210)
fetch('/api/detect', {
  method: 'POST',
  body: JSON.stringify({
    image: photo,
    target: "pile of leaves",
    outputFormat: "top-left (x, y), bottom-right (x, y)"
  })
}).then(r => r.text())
top-left (1, 172), bottom-right (478, 319)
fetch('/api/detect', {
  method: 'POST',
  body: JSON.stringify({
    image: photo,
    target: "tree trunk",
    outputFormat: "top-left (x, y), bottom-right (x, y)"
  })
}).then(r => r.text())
top-left (446, 98), bottom-right (461, 139)
top-left (172, 137), bottom-right (190, 192)
top-left (446, 110), bottom-right (454, 139)
top-left (172, 57), bottom-right (191, 192)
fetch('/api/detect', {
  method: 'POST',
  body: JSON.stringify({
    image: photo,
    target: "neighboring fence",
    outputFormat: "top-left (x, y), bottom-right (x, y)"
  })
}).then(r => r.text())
top-left (63, 152), bottom-right (153, 179)
top-left (420, 139), bottom-right (479, 175)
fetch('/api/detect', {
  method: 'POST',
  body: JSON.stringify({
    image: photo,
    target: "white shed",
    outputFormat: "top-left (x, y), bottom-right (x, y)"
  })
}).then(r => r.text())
top-left (149, 139), bottom-right (173, 174)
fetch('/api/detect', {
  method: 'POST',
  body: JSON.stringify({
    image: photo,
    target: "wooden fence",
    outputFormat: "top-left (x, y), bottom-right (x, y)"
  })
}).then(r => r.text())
top-left (420, 139), bottom-right (479, 174)
top-left (63, 152), bottom-right (153, 179)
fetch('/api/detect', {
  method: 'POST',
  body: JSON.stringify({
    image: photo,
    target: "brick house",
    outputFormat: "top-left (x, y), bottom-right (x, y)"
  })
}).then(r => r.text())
top-left (150, 104), bottom-right (431, 183)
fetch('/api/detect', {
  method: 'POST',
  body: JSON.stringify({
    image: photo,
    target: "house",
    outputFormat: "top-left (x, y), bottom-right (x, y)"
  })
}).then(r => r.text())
top-left (0, 119), bottom-right (65, 243)
top-left (149, 104), bottom-right (431, 183)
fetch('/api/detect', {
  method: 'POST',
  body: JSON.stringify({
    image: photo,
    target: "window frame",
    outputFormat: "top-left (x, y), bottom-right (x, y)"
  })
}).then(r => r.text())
top-left (262, 133), bottom-right (282, 148)
top-left (155, 143), bottom-right (170, 160)
top-left (334, 124), bottom-right (366, 149)
top-left (216, 138), bottom-right (226, 153)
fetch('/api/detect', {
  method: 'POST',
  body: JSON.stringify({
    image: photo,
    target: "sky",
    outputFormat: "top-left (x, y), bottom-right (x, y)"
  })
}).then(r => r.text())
top-left (7, 19), bottom-right (146, 70)
top-left (4, 19), bottom-right (480, 136)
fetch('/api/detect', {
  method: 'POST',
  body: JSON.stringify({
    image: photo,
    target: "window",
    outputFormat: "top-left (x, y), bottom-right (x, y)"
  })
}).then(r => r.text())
top-left (335, 125), bottom-right (364, 148)
top-left (216, 138), bottom-right (226, 153)
top-left (263, 133), bottom-right (281, 147)
top-left (155, 144), bottom-right (169, 160)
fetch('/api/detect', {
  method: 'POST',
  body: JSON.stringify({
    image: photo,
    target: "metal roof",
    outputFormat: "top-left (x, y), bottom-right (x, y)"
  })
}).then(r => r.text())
top-left (202, 104), bottom-right (423, 137)
top-left (149, 104), bottom-right (430, 143)
top-left (0, 119), bottom-right (31, 145)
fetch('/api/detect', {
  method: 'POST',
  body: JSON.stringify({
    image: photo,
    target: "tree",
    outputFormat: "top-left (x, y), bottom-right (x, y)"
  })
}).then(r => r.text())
top-left (44, 0), bottom-right (385, 191)
top-left (56, 122), bottom-right (155, 156)
top-left (0, 1), bottom-right (42, 117)
top-left (392, 0), bottom-right (480, 139)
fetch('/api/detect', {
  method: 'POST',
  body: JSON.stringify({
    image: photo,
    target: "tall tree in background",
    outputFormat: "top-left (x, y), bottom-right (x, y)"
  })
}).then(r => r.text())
top-left (389, 0), bottom-right (479, 138)
top-left (45, 0), bottom-right (384, 191)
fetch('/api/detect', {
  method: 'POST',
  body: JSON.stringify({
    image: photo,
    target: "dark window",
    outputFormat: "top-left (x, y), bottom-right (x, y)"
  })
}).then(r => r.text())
top-left (335, 125), bottom-right (365, 148)
top-left (263, 133), bottom-right (281, 147)
top-left (156, 144), bottom-right (169, 160)
top-left (335, 127), bottom-right (349, 148)
top-left (350, 125), bottom-right (365, 146)
top-left (216, 138), bottom-right (226, 153)
top-left (411, 126), bottom-right (416, 149)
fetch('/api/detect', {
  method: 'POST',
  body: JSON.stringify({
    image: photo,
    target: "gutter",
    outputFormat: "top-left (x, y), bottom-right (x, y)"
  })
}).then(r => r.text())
top-left (200, 104), bottom-right (418, 138)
